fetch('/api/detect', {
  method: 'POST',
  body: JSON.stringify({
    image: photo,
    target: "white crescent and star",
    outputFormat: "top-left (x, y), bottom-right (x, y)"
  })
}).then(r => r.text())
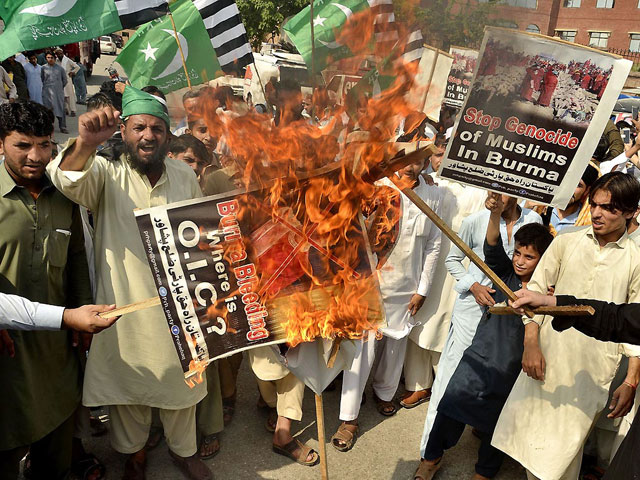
top-left (317, 3), bottom-right (354, 49)
top-left (20, 0), bottom-right (78, 17)
top-left (152, 29), bottom-right (189, 80)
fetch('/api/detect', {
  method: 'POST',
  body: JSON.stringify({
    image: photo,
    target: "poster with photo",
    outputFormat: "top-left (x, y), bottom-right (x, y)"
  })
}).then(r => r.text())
top-left (438, 27), bottom-right (632, 208)
top-left (135, 167), bottom-right (383, 383)
top-left (444, 46), bottom-right (479, 108)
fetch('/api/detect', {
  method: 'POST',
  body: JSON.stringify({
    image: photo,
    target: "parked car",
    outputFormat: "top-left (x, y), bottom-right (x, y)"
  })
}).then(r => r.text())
top-left (99, 36), bottom-right (117, 55)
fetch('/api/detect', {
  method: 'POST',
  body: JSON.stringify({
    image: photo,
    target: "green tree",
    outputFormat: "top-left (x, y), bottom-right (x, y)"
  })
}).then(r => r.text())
top-left (237, 0), bottom-right (309, 50)
top-left (395, 0), bottom-right (509, 51)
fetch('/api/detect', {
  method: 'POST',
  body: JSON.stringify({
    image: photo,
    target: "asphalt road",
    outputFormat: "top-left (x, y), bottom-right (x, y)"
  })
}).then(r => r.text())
top-left (79, 359), bottom-right (528, 480)
top-left (41, 54), bottom-right (528, 480)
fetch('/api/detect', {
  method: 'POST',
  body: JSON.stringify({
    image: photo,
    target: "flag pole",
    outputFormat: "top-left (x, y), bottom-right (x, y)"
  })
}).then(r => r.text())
top-left (309, 0), bottom-right (317, 117)
top-left (168, 12), bottom-right (193, 90)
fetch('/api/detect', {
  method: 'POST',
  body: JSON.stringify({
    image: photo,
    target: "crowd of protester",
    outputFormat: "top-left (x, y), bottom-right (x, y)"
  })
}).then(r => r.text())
top-left (1, 43), bottom-right (640, 480)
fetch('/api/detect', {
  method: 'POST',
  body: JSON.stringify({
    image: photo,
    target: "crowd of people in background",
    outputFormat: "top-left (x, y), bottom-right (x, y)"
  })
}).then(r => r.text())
top-left (1, 40), bottom-right (640, 480)
top-left (0, 48), bottom-right (90, 134)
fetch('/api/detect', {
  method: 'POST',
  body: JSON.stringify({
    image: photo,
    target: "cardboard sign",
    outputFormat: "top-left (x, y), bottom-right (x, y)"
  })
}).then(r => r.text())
top-left (439, 27), bottom-right (631, 208)
top-left (135, 167), bottom-right (383, 382)
top-left (445, 46), bottom-right (479, 108)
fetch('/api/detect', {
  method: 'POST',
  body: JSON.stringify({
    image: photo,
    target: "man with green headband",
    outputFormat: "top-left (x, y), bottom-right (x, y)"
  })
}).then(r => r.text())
top-left (47, 86), bottom-right (212, 480)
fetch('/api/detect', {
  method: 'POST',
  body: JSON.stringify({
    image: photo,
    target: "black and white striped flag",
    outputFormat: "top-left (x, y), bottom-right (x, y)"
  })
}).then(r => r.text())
top-left (194, 0), bottom-right (253, 74)
top-left (114, 0), bottom-right (170, 29)
top-left (402, 28), bottom-right (424, 65)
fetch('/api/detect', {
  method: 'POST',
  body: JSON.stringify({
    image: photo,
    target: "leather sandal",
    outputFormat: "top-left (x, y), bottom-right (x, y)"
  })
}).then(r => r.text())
top-left (414, 458), bottom-right (441, 480)
top-left (168, 450), bottom-right (212, 480)
top-left (272, 438), bottom-right (319, 466)
top-left (374, 393), bottom-right (397, 416)
top-left (400, 389), bottom-right (431, 409)
top-left (198, 433), bottom-right (220, 460)
top-left (331, 422), bottom-right (358, 452)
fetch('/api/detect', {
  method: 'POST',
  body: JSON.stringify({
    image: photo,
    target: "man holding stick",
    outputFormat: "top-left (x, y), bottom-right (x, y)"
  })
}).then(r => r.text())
top-left (419, 193), bottom-right (541, 465)
top-left (47, 87), bottom-right (211, 480)
top-left (0, 100), bottom-right (92, 479)
top-left (492, 172), bottom-right (640, 480)
top-left (509, 289), bottom-right (640, 480)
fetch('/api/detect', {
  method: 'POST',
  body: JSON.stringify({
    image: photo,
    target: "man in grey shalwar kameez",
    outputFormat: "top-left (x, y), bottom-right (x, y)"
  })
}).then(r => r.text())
top-left (41, 52), bottom-right (67, 133)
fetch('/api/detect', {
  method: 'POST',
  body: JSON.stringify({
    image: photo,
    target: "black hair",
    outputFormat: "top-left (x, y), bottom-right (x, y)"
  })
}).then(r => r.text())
top-left (182, 89), bottom-right (201, 103)
top-left (169, 134), bottom-right (210, 164)
top-left (0, 100), bottom-right (54, 139)
top-left (581, 164), bottom-right (599, 188)
top-left (86, 92), bottom-right (113, 112)
top-left (99, 80), bottom-right (122, 110)
top-left (141, 85), bottom-right (166, 101)
top-left (434, 133), bottom-right (448, 148)
top-left (514, 223), bottom-right (553, 256)
top-left (73, 56), bottom-right (80, 63)
top-left (274, 78), bottom-right (301, 96)
top-left (589, 171), bottom-right (640, 214)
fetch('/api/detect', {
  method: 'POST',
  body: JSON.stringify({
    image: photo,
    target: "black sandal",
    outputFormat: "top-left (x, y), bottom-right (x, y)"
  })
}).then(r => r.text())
top-left (198, 433), bottom-right (220, 460)
top-left (374, 393), bottom-right (397, 416)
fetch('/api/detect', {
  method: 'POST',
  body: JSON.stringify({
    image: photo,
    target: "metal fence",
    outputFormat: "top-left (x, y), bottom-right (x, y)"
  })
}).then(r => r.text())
top-left (608, 48), bottom-right (640, 66)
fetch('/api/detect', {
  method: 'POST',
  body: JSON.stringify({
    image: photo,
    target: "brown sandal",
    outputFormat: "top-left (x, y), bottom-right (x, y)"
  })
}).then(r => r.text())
top-left (331, 422), bottom-right (358, 452)
top-left (414, 458), bottom-right (441, 480)
top-left (272, 438), bottom-right (319, 466)
top-left (374, 393), bottom-right (397, 416)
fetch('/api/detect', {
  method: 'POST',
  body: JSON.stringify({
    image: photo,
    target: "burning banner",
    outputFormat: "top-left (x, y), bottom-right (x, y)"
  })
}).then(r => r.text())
top-left (444, 46), bottom-right (478, 108)
top-left (135, 165), bottom-right (385, 384)
top-left (439, 27), bottom-right (631, 208)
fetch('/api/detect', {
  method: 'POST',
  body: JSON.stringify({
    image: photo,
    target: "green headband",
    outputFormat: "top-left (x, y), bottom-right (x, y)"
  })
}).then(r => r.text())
top-left (121, 86), bottom-right (170, 127)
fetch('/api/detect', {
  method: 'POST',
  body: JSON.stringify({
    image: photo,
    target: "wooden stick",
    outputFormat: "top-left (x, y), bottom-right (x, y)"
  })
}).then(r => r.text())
top-left (326, 338), bottom-right (342, 369)
top-left (168, 12), bottom-right (192, 90)
top-left (315, 394), bottom-right (329, 480)
top-left (489, 305), bottom-right (595, 316)
top-left (388, 177), bottom-right (536, 317)
top-left (99, 297), bottom-right (161, 319)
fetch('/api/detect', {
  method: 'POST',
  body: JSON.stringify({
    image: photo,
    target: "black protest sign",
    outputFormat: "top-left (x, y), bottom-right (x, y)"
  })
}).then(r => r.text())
top-left (439, 27), bottom-right (631, 208)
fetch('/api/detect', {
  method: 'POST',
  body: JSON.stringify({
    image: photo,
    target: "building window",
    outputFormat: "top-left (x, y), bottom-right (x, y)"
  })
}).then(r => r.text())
top-left (556, 30), bottom-right (577, 42)
top-left (478, 0), bottom-right (536, 7)
top-left (526, 24), bottom-right (541, 34)
top-left (589, 31), bottom-right (610, 48)
top-left (631, 34), bottom-right (640, 52)
top-left (596, 0), bottom-right (614, 7)
top-left (564, 0), bottom-right (581, 6)
top-left (508, 0), bottom-right (537, 7)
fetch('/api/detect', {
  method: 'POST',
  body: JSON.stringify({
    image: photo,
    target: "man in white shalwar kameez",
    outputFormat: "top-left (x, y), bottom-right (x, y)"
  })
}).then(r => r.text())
top-left (55, 48), bottom-right (79, 117)
top-left (419, 195), bottom-right (541, 459)
top-left (330, 154), bottom-right (443, 452)
top-left (47, 87), bottom-right (212, 480)
top-left (401, 141), bottom-right (486, 407)
top-left (492, 172), bottom-right (640, 480)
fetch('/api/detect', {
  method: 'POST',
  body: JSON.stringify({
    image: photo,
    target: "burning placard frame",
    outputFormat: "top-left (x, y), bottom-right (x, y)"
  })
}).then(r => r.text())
top-left (438, 27), bottom-right (632, 209)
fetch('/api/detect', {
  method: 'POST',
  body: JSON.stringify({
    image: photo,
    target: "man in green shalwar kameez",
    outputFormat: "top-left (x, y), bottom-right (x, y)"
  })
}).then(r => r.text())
top-left (0, 101), bottom-right (92, 479)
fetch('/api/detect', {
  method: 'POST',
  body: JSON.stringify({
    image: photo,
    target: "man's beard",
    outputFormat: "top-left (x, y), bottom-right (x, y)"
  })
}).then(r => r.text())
top-left (124, 140), bottom-right (167, 176)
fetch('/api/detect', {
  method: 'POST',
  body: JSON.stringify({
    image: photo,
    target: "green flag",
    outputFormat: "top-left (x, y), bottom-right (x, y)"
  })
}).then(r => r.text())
top-left (116, 0), bottom-right (222, 94)
top-left (283, 0), bottom-right (370, 72)
top-left (0, 0), bottom-right (122, 61)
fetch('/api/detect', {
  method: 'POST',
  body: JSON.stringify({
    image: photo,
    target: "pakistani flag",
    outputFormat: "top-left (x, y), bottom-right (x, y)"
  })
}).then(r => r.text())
top-left (283, 0), bottom-right (372, 72)
top-left (0, 0), bottom-right (170, 62)
top-left (116, 0), bottom-right (222, 94)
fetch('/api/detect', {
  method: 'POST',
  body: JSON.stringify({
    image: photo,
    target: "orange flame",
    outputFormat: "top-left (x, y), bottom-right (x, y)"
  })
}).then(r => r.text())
top-left (185, 12), bottom-right (430, 352)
